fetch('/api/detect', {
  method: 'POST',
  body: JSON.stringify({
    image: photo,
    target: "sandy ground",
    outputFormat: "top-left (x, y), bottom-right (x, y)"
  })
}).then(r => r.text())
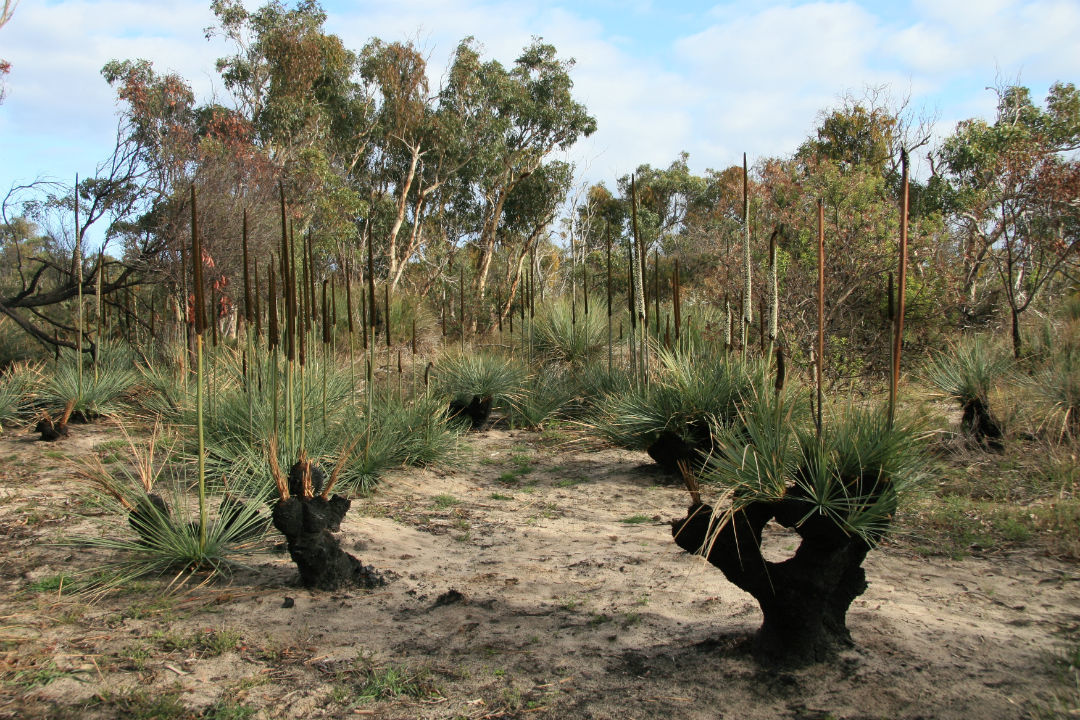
top-left (0, 421), bottom-right (1077, 719)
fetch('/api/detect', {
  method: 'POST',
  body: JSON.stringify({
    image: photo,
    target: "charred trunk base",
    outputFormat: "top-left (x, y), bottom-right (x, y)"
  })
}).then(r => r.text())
top-left (272, 496), bottom-right (384, 591)
top-left (646, 432), bottom-right (697, 476)
top-left (646, 424), bottom-right (712, 476)
top-left (69, 410), bottom-right (102, 424)
top-left (34, 418), bottom-right (69, 441)
top-left (672, 500), bottom-right (872, 666)
top-left (961, 398), bottom-right (1003, 450)
top-left (449, 395), bottom-right (493, 430)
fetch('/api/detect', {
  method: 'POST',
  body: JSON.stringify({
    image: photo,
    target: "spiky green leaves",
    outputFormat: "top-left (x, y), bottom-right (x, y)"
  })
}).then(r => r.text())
top-left (42, 344), bottom-right (137, 420)
top-left (428, 350), bottom-right (528, 410)
top-left (922, 335), bottom-right (1011, 406)
top-left (532, 298), bottom-right (608, 367)
top-left (704, 395), bottom-right (929, 545)
top-left (0, 361), bottom-right (40, 433)
top-left (589, 346), bottom-right (766, 457)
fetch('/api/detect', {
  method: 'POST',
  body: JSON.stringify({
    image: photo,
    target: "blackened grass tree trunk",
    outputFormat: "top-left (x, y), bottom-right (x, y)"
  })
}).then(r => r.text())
top-left (264, 187), bottom-right (382, 592)
top-left (670, 361), bottom-right (927, 664)
top-left (268, 438), bottom-right (383, 591)
top-left (672, 162), bottom-right (926, 665)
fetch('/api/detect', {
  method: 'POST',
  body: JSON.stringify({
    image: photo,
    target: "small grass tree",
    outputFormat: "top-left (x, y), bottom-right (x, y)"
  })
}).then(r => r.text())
top-left (922, 335), bottom-right (1010, 448)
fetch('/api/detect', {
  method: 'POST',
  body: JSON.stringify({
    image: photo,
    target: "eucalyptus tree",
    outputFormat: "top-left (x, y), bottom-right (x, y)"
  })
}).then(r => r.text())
top-left (210, 0), bottom-right (372, 246)
top-left (937, 82), bottom-right (1080, 357)
top-left (452, 38), bottom-right (596, 306)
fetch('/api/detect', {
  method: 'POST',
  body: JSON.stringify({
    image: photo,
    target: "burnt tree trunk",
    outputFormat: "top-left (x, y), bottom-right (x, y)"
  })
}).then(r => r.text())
top-left (271, 461), bottom-right (384, 591)
top-left (961, 397), bottom-right (1003, 450)
top-left (646, 422), bottom-right (713, 476)
top-left (672, 498), bottom-right (875, 665)
top-left (449, 395), bottom-right (493, 430)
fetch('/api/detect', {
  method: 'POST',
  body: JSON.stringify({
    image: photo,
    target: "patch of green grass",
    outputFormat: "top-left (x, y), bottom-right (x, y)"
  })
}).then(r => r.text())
top-left (42, 450), bottom-right (67, 460)
top-left (119, 642), bottom-right (153, 672)
top-left (620, 514), bottom-right (650, 524)
top-left (498, 456), bottom-right (534, 484)
top-left (92, 688), bottom-right (189, 719)
top-left (354, 664), bottom-right (437, 703)
top-left (554, 475), bottom-right (587, 488)
top-left (11, 660), bottom-right (79, 689)
top-left (25, 573), bottom-right (77, 593)
top-left (151, 628), bottom-right (242, 657)
top-left (901, 495), bottom-right (1043, 558)
top-left (203, 699), bottom-right (258, 720)
top-left (489, 493), bottom-right (513, 501)
top-left (431, 494), bottom-right (461, 509)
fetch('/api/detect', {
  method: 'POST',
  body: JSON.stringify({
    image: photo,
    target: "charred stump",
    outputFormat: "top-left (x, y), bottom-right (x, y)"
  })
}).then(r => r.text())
top-left (646, 423), bottom-right (713, 476)
top-left (961, 397), bottom-right (1003, 450)
top-left (69, 409), bottom-right (102, 424)
top-left (672, 496), bottom-right (878, 665)
top-left (35, 400), bottom-right (76, 442)
top-left (271, 460), bottom-right (384, 591)
top-left (35, 416), bottom-right (70, 441)
top-left (448, 394), bottom-right (493, 430)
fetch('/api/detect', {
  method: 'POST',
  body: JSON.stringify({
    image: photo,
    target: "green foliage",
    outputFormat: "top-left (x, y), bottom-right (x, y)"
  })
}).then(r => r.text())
top-left (194, 348), bottom-right (354, 492)
top-left (132, 355), bottom-right (191, 421)
top-left (386, 293), bottom-right (436, 346)
top-left (41, 344), bottom-right (138, 419)
top-left (1030, 329), bottom-right (1080, 440)
top-left (508, 368), bottom-right (576, 428)
top-left (921, 334), bottom-right (1012, 407)
top-left (69, 425), bottom-right (269, 595)
top-left (0, 361), bottom-right (40, 432)
top-left (338, 391), bottom-right (461, 494)
top-left (531, 297), bottom-right (608, 367)
top-left (589, 345), bottom-right (765, 452)
top-left (705, 390), bottom-right (930, 544)
top-left (429, 350), bottom-right (527, 406)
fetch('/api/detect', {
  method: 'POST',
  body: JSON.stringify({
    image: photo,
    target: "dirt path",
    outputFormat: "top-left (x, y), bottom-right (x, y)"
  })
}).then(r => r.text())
top-left (0, 423), bottom-right (1077, 719)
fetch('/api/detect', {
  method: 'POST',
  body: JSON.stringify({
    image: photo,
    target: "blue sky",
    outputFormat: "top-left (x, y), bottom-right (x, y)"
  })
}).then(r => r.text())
top-left (1, 0), bottom-right (1078, 207)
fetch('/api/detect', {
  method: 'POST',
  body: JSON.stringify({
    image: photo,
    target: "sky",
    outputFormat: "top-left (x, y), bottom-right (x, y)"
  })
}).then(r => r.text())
top-left (1, 0), bottom-right (1078, 207)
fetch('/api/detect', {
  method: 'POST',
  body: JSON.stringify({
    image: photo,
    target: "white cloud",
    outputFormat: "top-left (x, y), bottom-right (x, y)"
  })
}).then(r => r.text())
top-left (2, 0), bottom-right (1078, 197)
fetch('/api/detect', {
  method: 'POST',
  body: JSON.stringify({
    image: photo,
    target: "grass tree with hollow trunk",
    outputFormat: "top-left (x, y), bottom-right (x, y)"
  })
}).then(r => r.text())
top-left (670, 154), bottom-right (930, 664)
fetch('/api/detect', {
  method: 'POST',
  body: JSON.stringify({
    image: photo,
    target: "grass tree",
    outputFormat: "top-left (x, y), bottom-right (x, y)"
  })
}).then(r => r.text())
top-left (0, 362), bottom-right (40, 433)
top-left (532, 297), bottom-right (608, 367)
top-left (670, 162), bottom-right (929, 664)
top-left (268, 433), bottom-right (385, 591)
top-left (72, 423), bottom-right (269, 595)
top-left (40, 343), bottom-right (137, 423)
top-left (589, 345), bottom-right (769, 474)
top-left (1031, 334), bottom-right (1080, 440)
top-left (429, 350), bottom-right (528, 429)
top-left (671, 384), bottom-right (929, 663)
top-left (922, 334), bottom-right (1010, 448)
